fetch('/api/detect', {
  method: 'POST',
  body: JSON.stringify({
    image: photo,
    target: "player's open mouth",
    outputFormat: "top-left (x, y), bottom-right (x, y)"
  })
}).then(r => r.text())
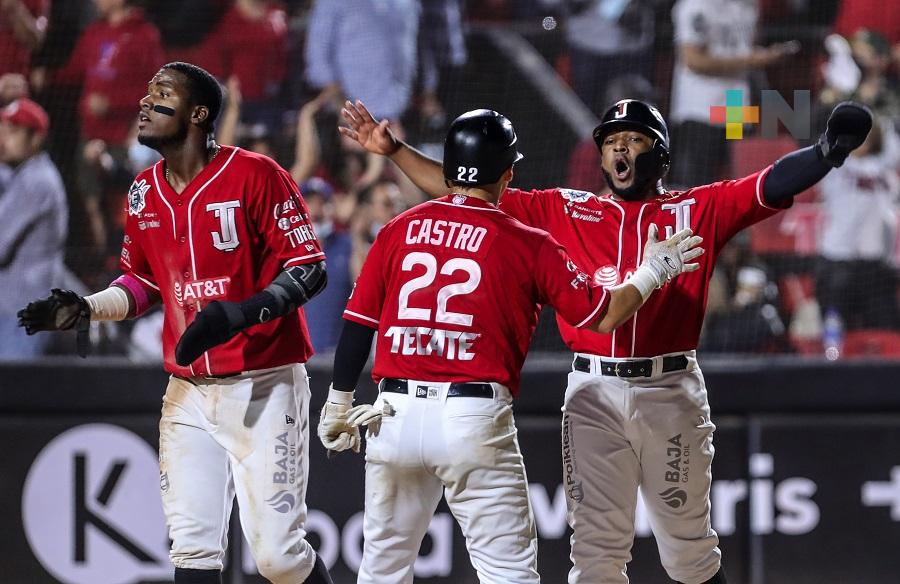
top-left (614, 158), bottom-right (631, 181)
top-left (138, 113), bottom-right (151, 128)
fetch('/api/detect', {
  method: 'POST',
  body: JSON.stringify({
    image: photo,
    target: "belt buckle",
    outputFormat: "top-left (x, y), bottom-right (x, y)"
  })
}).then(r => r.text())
top-left (614, 361), bottom-right (629, 378)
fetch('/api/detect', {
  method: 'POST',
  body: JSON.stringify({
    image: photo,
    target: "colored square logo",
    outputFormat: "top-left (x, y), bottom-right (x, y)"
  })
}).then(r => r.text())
top-left (709, 90), bottom-right (760, 140)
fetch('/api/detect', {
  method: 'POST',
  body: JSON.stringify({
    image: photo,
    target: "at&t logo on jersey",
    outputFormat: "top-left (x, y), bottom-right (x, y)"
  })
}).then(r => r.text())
top-left (127, 179), bottom-right (150, 216)
top-left (173, 277), bottom-right (231, 307)
top-left (593, 265), bottom-right (620, 287)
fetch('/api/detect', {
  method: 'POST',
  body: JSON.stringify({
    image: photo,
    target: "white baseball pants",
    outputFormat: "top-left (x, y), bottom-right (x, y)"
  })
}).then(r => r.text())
top-left (562, 352), bottom-right (721, 584)
top-left (158, 363), bottom-right (317, 583)
top-left (358, 380), bottom-right (540, 584)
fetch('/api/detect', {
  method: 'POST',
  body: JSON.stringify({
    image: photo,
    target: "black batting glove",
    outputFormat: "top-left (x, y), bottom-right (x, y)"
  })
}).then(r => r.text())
top-left (17, 288), bottom-right (91, 357)
top-left (174, 300), bottom-right (246, 366)
top-left (817, 101), bottom-right (873, 168)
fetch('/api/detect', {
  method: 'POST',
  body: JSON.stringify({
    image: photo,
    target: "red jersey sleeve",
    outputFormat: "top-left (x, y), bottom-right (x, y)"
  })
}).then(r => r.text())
top-left (499, 187), bottom-right (558, 227)
top-left (343, 230), bottom-right (387, 329)
top-left (711, 166), bottom-right (789, 248)
top-left (119, 186), bottom-right (160, 299)
top-left (250, 168), bottom-right (325, 268)
top-left (534, 236), bottom-right (609, 329)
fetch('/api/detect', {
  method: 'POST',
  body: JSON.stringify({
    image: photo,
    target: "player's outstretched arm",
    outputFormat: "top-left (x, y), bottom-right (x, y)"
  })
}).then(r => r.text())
top-left (317, 320), bottom-right (379, 455)
top-left (18, 284), bottom-right (143, 356)
top-left (174, 261), bottom-right (327, 366)
top-left (762, 101), bottom-right (873, 206)
top-left (339, 99), bottom-right (449, 197)
top-left (589, 225), bottom-right (704, 333)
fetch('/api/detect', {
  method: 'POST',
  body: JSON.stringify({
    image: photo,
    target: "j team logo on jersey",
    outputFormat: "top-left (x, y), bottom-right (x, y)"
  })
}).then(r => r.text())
top-left (207, 200), bottom-right (241, 252)
top-left (173, 277), bottom-right (231, 307)
top-left (127, 179), bottom-right (151, 216)
top-left (661, 198), bottom-right (696, 238)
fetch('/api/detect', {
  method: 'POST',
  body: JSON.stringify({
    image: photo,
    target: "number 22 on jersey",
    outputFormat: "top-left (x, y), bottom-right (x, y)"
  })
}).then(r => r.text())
top-left (387, 251), bottom-right (483, 360)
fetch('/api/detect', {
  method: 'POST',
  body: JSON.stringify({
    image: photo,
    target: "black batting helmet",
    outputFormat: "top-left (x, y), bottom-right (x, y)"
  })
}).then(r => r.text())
top-left (593, 99), bottom-right (670, 172)
top-left (443, 109), bottom-right (524, 187)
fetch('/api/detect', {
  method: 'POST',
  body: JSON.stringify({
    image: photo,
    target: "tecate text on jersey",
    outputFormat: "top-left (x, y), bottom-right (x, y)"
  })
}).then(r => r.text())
top-left (384, 326), bottom-right (479, 360)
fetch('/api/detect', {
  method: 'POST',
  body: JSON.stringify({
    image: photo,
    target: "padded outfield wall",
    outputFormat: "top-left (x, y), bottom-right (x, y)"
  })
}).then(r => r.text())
top-left (1, 357), bottom-right (899, 584)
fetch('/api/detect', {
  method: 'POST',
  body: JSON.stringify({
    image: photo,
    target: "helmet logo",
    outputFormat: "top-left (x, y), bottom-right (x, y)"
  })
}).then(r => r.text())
top-left (614, 101), bottom-right (628, 119)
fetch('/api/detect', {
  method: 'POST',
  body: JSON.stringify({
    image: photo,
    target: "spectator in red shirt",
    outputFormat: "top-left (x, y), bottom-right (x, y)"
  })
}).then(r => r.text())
top-left (46, 0), bottom-right (163, 146)
top-left (203, 0), bottom-right (288, 133)
top-left (0, 0), bottom-right (47, 76)
top-left (833, 0), bottom-right (900, 46)
top-left (34, 0), bottom-right (163, 255)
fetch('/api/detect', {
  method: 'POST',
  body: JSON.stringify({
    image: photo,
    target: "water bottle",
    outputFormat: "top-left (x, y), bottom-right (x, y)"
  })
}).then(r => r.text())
top-left (822, 307), bottom-right (843, 361)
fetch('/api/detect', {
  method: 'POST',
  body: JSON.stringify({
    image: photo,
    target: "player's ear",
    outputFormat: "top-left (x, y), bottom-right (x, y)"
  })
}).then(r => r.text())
top-left (191, 105), bottom-right (210, 127)
top-left (502, 166), bottom-right (514, 182)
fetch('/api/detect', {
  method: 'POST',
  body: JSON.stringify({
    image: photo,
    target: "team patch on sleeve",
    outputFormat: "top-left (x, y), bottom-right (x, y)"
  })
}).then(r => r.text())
top-left (559, 188), bottom-right (594, 203)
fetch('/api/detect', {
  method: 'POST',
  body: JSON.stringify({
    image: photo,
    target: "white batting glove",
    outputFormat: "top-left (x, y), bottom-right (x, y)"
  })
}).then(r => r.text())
top-left (628, 224), bottom-right (704, 300)
top-left (317, 386), bottom-right (361, 454)
top-left (347, 400), bottom-right (394, 437)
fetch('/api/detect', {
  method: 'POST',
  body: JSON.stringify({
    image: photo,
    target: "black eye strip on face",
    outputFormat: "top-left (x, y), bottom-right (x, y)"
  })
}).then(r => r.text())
top-left (153, 104), bottom-right (176, 116)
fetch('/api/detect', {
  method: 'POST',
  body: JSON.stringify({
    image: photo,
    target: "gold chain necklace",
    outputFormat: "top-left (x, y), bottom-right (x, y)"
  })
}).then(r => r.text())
top-left (165, 144), bottom-right (221, 184)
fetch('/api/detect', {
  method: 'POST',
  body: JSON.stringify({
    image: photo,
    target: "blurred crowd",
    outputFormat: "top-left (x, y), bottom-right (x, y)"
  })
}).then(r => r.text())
top-left (0, 0), bottom-right (898, 361)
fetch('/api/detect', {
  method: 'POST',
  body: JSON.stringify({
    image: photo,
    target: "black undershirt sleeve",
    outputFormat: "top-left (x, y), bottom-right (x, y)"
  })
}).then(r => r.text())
top-left (332, 320), bottom-right (377, 391)
top-left (762, 145), bottom-right (832, 206)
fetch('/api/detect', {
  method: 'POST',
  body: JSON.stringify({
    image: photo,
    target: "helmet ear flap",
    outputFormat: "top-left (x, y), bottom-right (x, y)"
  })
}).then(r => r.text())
top-left (654, 140), bottom-right (670, 174)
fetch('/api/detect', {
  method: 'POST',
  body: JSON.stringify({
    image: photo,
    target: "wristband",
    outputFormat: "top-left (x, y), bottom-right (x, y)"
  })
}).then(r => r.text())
top-left (627, 262), bottom-right (665, 301)
top-left (85, 286), bottom-right (131, 321)
top-left (327, 385), bottom-right (355, 405)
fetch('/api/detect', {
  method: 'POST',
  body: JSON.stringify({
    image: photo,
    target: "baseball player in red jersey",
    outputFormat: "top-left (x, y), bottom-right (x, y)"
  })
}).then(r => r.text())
top-left (18, 63), bottom-right (334, 584)
top-left (317, 109), bottom-right (704, 584)
top-left (338, 98), bottom-right (872, 583)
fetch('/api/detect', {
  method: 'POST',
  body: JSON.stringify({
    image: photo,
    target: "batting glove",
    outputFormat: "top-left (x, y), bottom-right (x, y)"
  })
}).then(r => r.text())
top-left (317, 386), bottom-right (361, 454)
top-left (17, 289), bottom-right (91, 357)
top-left (817, 101), bottom-right (873, 168)
top-left (628, 224), bottom-right (704, 300)
top-left (347, 400), bottom-right (394, 437)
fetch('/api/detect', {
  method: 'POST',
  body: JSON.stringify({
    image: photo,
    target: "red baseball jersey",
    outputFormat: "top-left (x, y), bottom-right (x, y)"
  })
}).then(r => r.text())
top-left (119, 146), bottom-right (324, 376)
top-left (499, 167), bottom-right (787, 357)
top-left (343, 194), bottom-right (609, 394)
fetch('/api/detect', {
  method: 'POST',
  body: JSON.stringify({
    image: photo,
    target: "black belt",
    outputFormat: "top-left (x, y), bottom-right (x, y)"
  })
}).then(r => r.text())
top-left (380, 378), bottom-right (495, 399)
top-left (573, 355), bottom-right (689, 378)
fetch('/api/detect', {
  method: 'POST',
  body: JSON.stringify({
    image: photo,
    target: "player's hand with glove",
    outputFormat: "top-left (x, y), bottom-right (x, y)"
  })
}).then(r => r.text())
top-left (175, 300), bottom-right (246, 366)
top-left (346, 400), bottom-right (393, 438)
top-left (817, 101), bottom-right (873, 168)
top-left (627, 224), bottom-right (704, 301)
top-left (339, 100), bottom-right (401, 156)
top-left (17, 289), bottom-right (91, 356)
top-left (317, 386), bottom-right (361, 454)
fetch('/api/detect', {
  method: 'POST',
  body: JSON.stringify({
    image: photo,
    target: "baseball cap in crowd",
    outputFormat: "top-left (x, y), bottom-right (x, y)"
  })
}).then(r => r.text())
top-left (1, 98), bottom-right (49, 135)
top-left (300, 177), bottom-right (334, 201)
